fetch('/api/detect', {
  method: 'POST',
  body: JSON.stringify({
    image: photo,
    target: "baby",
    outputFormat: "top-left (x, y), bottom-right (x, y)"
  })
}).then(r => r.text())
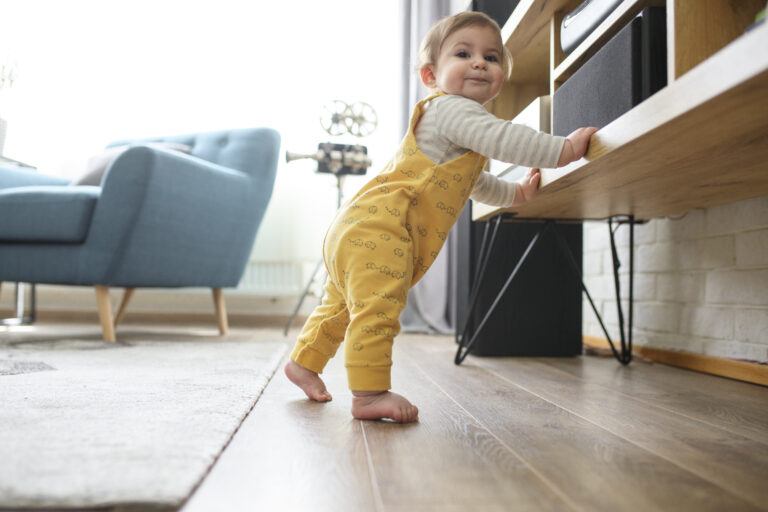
top-left (285, 11), bottom-right (597, 423)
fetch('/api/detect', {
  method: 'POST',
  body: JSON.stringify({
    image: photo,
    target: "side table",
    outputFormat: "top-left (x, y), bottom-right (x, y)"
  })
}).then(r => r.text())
top-left (0, 155), bottom-right (38, 326)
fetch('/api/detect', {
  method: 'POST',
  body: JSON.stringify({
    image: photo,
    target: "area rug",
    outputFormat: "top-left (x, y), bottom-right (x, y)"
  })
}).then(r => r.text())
top-left (0, 326), bottom-right (287, 510)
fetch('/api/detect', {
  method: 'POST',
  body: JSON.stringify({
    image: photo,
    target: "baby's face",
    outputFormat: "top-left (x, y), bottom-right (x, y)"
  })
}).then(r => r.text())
top-left (429, 25), bottom-right (505, 104)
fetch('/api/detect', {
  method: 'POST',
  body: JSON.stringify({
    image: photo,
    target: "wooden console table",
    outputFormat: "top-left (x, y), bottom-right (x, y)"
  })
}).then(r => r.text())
top-left (456, 0), bottom-right (768, 364)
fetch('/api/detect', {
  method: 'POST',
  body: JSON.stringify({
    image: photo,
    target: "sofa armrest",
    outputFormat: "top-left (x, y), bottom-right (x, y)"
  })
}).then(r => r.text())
top-left (82, 146), bottom-right (263, 286)
top-left (0, 166), bottom-right (69, 189)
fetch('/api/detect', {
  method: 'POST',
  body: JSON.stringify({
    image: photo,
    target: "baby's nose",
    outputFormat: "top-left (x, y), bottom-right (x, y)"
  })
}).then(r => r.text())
top-left (472, 58), bottom-right (487, 69)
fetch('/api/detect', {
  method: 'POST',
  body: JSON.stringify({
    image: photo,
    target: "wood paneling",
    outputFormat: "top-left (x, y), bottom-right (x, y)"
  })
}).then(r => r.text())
top-left (669, 0), bottom-right (765, 79)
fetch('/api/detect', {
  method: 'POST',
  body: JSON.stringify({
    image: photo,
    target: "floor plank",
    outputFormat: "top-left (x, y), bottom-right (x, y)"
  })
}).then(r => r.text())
top-left (182, 347), bottom-right (378, 512)
top-left (401, 337), bottom-right (763, 512)
top-left (470, 355), bottom-right (768, 510)
top-left (185, 338), bottom-right (568, 512)
top-left (362, 348), bottom-right (569, 512)
top-left (544, 356), bottom-right (768, 445)
top-left (183, 331), bottom-right (768, 512)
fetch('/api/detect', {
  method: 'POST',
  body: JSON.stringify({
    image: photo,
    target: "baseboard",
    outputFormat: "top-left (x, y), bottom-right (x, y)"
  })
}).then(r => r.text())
top-left (0, 284), bottom-right (313, 331)
top-left (20, 310), bottom-right (304, 328)
top-left (0, 284), bottom-right (317, 319)
top-left (583, 336), bottom-right (768, 387)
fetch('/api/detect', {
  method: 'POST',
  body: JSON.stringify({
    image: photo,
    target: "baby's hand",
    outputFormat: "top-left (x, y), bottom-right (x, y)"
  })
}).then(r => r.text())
top-left (513, 168), bottom-right (541, 206)
top-left (557, 127), bottom-right (599, 166)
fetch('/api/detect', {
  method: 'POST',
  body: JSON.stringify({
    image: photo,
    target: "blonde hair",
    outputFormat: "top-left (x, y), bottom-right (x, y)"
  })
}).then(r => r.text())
top-left (418, 12), bottom-right (512, 80)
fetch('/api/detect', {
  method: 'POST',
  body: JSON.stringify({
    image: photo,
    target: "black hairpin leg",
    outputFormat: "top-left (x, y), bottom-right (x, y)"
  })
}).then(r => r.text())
top-left (454, 215), bottom-right (636, 366)
top-left (552, 216), bottom-right (635, 365)
top-left (455, 218), bottom-right (551, 365)
top-left (609, 216), bottom-right (634, 364)
top-left (453, 216), bottom-right (502, 343)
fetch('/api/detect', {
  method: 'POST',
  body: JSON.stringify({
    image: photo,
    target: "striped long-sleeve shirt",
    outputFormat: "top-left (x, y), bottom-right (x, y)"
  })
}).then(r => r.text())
top-left (414, 94), bottom-right (566, 207)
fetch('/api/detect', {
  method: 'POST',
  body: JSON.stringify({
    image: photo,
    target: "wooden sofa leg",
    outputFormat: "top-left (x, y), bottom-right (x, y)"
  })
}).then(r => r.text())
top-left (95, 286), bottom-right (116, 342)
top-left (114, 288), bottom-right (135, 327)
top-left (212, 288), bottom-right (229, 336)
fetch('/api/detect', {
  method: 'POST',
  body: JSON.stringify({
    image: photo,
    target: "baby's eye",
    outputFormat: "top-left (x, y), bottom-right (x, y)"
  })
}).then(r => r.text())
top-left (455, 50), bottom-right (470, 58)
top-left (485, 55), bottom-right (499, 63)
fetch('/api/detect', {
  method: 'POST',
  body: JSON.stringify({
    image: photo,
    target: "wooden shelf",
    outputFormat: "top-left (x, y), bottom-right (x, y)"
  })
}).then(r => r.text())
top-left (507, 25), bottom-right (550, 85)
top-left (501, 0), bottom-right (576, 61)
top-left (474, 24), bottom-right (768, 221)
top-left (668, 0), bottom-right (765, 80)
top-left (500, 0), bottom-right (578, 90)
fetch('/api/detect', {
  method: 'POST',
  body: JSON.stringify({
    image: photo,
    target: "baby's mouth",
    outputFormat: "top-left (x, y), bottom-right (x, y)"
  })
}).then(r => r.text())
top-left (466, 77), bottom-right (488, 83)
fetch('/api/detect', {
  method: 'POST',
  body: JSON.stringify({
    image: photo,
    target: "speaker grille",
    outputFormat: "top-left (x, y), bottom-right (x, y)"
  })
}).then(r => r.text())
top-left (553, 8), bottom-right (666, 137)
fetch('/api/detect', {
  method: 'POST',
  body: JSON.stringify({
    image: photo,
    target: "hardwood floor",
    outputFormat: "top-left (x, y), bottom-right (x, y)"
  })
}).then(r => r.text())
top-left (182, 332), bottom-right (768, 512)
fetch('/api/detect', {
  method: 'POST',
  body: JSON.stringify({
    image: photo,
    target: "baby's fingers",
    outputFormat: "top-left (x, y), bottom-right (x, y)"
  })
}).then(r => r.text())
top-left (579, 127), bottom-right (599, 146)
top-left (576, 127), bottom-right (598, 138)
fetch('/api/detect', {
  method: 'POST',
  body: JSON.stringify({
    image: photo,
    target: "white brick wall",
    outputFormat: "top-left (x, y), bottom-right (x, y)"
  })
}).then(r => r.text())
top-left (583, 196), bottom-right (768, 363)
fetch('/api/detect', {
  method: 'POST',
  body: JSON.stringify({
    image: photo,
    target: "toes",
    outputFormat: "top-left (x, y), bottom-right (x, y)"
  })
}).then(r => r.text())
top-left (390, 403), bottom-right (419, 423)
top-left (311, 389), bottom-right (332, 402)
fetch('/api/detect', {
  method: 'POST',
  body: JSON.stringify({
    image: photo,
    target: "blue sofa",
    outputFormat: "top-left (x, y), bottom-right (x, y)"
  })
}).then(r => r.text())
top-left (0, 127), bottom-right (281, 341)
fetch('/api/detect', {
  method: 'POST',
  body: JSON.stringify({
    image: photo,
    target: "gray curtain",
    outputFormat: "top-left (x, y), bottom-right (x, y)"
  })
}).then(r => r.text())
top-left (399, 0), bottom-right (458, 334)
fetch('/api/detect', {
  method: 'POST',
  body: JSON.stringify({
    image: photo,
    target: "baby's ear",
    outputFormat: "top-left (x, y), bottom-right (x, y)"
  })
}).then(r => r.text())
top-left (419, 65), bottom-right (436, 88)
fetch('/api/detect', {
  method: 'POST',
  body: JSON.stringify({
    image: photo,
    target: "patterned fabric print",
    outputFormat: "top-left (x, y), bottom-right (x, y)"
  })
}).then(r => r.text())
top-left (293, 91), bottom-right (487, 391)
top-left (290, 277), bottom-right (350, 372)
top-left (326, 190), bottom-right (414, 385)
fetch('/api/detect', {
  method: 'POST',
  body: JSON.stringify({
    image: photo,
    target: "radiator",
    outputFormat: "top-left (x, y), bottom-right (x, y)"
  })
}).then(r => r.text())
top-left (239, 261), bottom-right (305, 296)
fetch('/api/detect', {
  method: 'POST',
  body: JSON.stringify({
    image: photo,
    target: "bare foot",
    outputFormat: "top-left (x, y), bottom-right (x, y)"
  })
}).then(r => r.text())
top-left (284, 360), bottom-right (332, 402)
top-left (351, 391), bottom-right (419, 423)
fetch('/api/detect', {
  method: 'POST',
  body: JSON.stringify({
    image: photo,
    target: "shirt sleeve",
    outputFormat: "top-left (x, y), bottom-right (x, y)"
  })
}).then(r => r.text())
top-left (470, 171), bottom-right (518, 207)
top-left (435, 95), bottom-right (566, 168)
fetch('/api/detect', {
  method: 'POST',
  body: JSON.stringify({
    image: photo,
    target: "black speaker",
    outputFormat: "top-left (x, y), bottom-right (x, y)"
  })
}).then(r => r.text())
top-left (452, 0), bottom-right (584, 358)
top-left (561, 0), bottom-right (624, 55)
top-left (553, 7), bottom-right (667, 136)
top-left (452, 207), bottom-right (583, 357)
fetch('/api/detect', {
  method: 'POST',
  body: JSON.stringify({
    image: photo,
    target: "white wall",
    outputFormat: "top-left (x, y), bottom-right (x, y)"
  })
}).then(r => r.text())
top-left (583, 196), bottom-right (768, 363)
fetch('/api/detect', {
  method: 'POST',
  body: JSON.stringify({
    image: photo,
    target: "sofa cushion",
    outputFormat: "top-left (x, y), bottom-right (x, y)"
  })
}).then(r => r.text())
top-left (72, 142), bottom-right (193, 186)
top-left (0, 166), bottom-right (70, 189)
top-left (0, 186), bottom-right (100, 242)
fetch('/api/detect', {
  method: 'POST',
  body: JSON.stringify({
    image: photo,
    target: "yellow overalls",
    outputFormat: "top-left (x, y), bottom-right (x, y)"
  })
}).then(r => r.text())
top-left (290, 92), bottom-right (488, 391)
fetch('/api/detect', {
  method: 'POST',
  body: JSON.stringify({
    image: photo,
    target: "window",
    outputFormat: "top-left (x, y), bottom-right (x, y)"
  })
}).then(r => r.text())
top-left (1, 1), bottom-right (404, 294)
